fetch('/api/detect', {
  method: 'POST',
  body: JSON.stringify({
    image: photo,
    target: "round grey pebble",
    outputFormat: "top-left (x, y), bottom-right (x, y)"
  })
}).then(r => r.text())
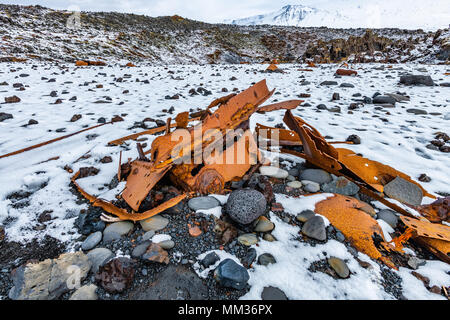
top-left (81, 231), bottom-right (102, 251)
top-left (407, 256), bottom-right (426, 270)
top-left (103, 221), bottom-right (133, 236)
top-left (261, 286), bottom-right (288, 300)
top-left (328, 257), bottom-right (350, 278)
top-left (142, 230), bottom-right (156, 241)
top-left (321, 176), bottom-right (359, 196)
top-left (131, 240), bottom-right (151, 258)
top-left (254, 219), bottom-right (275, 232)
top-left (299, 169), bottom-right (332, 184)
top-left (159, 240), bottom-right (175, 250)
top-left (201, 252), bottom-right (220, 268)
top-left (301, 216), bottom-right (327, 241)
top-left (87, 248), bottom-right (114, 273)
top-left (102, 231), bottom-right (121, 244)
top-left (296, 210), bottom-right (315, 222)
top-left (335, 231), bottom-right (345, 242)
top-left (383, 176), bottom-right (423, 206)
top-left (301, 181), bottom-right (321, 193)
top-left (377, 209), bottom-right (399, 228)
top-left (214, 259), bottom-right (249, 290)
top-left (257, 253), bottom-right (276, 266)
top-left (188, 196), bottom-right (221, 211)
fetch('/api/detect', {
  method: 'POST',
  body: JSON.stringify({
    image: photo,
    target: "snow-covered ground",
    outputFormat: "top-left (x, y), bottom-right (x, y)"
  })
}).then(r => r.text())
top-left (0, 62), bottom-right (449, 299)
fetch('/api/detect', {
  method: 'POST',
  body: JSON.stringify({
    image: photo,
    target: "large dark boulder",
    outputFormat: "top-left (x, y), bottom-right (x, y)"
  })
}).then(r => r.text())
top-left (400, 75), bottom-right (434, 86)
top-left (214, 259), bottom-right (249, 290)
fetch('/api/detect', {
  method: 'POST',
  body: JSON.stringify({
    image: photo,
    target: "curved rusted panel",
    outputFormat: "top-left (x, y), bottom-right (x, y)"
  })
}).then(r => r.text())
top-left (71, 169), bottom-right (186, 222)
top-left (257, 100), bottom-right (303, 113)
top-left (255, 123), bottom-right (302, 146)
top-left (314, 194), bottom-right (396, 268)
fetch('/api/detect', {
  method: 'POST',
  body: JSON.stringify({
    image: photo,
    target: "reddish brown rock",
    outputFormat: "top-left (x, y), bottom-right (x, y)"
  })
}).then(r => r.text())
top-left (5, 95), bottom-right (20, 103)
top-left (95, 257), bottom-right (135, 293)
top-left (143, 243), bottom-right (169, 264)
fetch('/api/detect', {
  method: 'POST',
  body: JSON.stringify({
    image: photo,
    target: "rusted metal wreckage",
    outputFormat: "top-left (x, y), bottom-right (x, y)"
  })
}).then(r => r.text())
top-left (71, 80), bottom-right (303, 223)
top-left (1, 79), bottom-right (448, 267)
top-left (257, 109), bottom-right (449, 266)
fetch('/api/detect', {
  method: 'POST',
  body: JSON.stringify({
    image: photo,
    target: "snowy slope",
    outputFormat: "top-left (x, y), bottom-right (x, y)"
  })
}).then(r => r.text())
top-left (228, 1), bottom-right (450, 31)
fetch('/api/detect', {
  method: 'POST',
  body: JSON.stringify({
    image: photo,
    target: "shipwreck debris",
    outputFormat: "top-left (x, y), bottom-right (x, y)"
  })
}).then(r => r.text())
top-left (75, 60), bottom-right (107, 66)
top-left (72, 80), bottom-right (305, 222)
top-left (335, 69), bottom-right (358, 76)
top-left (279, 110), bottom-right (435, 217)
top-left (389, 216), bottom-right (450, 264)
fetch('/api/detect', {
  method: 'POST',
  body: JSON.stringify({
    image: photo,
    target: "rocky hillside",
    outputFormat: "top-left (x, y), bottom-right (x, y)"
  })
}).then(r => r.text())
top-left (0, 4), bottom-right (448, 64)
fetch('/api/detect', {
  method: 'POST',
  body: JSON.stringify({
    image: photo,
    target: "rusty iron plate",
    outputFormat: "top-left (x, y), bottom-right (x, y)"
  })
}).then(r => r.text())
top-left (257, 100), bottom-right (303, 113)
top-left (122, 161), bottom-right (171, 211)
top-left (255, 123), bottom-right (302, 146)
top-left (314, 193), bottom-right (395, 268)
top-left (414, 196), bottom-right (449, 223)
top-left (336, 69), bottom-right (357, 76)
top-left (399, 216), bottom-right (450, 242)
top-left (71, 169), bottom-right (186, 222)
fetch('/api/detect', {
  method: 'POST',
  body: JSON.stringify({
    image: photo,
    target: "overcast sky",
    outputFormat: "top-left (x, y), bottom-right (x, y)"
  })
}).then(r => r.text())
top-left (2, 0), bottom-right (449, 26)
top-left (1, 0), bottom-right (338, 22)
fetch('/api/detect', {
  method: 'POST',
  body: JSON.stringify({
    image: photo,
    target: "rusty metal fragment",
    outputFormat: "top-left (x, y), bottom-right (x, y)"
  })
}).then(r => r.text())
top-left (174, 112), bottom-right (189, 129)
top-left (399, 216), bottom-right (450, 242)
top-left (116, 80), bottom-right (272, 215)
top-left (414, 197), bottom-right (449, 223)
top-left (71, 169), bottom-right (187, 222)
top-left (255, 124), bottom-right (355, 147)
top-left (336, 69), bottom-right (358, 76)
top-left (76, 60), bottom-right (106, 66)
top-left (336, 148), bottom-right (433, 198)
top-left (266, 64), bottom-right (278, 72)
top-left (414, 237), bottom-right (450, 264)
top-left (255, 123), bottom-right (301, 146)
top-left (314, 193), bottom-right (396, 268)
top-left (107, 116), bottom-right (201, 146)
top-left (122, 161), bottom-right (171, 211)
top-left (74, 80), bottom-right (280, 221)
top-left (281, 110), bottom-right (435, 218)
top-left (205, 93), bottom-right (236, 111)
top-left (389, 216), bottom-right (450, 263)
top-left (256, 100), bottom-right (303, 113)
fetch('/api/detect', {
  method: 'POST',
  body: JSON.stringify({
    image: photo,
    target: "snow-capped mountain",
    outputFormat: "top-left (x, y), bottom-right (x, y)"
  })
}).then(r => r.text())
top-left (226, 5), bottom-right (317, 27)
top-left (227, 2), bottom-right (450, 31)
